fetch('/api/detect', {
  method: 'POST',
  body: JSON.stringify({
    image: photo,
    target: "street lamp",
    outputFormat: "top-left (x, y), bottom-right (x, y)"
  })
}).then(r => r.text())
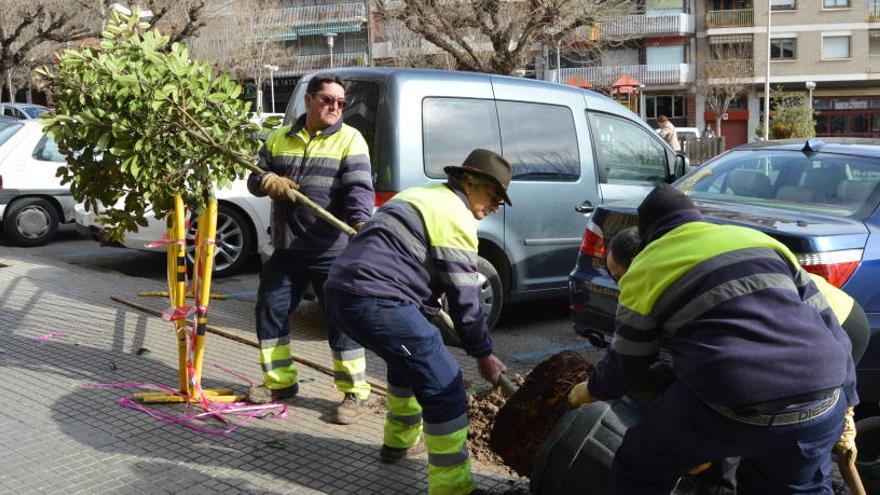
top-left (264, 64), bottom-right (279, 113)
top-left (763, 0), bottom-right (772, 140)
top-left (324, 32), bottom-right (337, 69)
top-left (805, 81), bottom-right (816, 110)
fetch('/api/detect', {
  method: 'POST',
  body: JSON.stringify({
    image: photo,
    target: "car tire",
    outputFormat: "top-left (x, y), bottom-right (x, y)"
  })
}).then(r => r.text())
top-left (477, 255), bottom-right (504, 330)
top-left (2, 197), bottom-right (59, 247)
top-left (186, 204), bottom-right (254, 277)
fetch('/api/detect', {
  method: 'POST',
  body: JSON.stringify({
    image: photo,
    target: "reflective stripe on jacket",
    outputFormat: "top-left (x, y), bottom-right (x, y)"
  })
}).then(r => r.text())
top-left (589, 213), bottom-right (858, 408)
top-left (247, 115), bottom-right (374, 254)
top-left (326, 184), bottom-right (493, 357)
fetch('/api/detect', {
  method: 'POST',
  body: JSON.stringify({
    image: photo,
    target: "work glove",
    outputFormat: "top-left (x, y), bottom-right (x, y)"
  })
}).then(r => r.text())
top-left (261, 173), bottom-right (299, 201)
top-left (834, 406), bottom-right (857, 459)
top-left (352, 221), bottom-right (366, 232)
top-left (568, 380), bottom-right (598, 407)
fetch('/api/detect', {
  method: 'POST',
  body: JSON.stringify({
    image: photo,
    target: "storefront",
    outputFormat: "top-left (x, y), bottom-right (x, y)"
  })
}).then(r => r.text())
top-left (814, 96), bottom-right (880, 138)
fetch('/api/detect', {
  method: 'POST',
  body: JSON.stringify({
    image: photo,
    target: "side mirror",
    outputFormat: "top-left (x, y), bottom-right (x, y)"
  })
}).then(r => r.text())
top-left (669, 153), bottom-right (689, 182)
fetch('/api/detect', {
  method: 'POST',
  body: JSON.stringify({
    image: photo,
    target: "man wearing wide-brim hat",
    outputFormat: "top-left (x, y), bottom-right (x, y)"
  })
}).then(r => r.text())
top-left (325, 148), bottom-right (511, 495)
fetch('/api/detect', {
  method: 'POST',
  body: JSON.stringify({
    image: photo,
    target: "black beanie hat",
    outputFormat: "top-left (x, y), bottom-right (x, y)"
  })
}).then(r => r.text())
top-left (637, 183), bottom-right (696, 239)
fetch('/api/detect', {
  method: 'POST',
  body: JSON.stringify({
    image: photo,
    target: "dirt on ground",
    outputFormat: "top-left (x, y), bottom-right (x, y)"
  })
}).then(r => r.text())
top-left (466, 373), bottom-right (526, 472)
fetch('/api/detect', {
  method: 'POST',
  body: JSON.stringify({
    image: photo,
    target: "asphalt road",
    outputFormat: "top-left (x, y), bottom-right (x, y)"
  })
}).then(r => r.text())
top-left (2, 225), bottom-right (602, 371)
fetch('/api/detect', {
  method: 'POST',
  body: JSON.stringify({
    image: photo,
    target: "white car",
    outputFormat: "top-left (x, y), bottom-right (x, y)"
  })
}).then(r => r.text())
top-left (75, 180), bottom-right (272, 277)
top-left (0, 118), bottom-right (77, 246)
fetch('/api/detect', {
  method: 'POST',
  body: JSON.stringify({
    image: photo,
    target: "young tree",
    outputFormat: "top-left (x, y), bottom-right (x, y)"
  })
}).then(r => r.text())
top-left (188, 0), bottom-right (294, 113)
top-left (372, 0), bottom-right (634, 75)
top-left (756, 90), bottom-right (816, 140)
top-left (696, 43), bottom-right (751, 135)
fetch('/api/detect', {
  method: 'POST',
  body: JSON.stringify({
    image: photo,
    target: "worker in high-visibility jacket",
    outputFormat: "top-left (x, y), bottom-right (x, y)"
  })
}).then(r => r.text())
top-left (604, 225), bottom-right (868, 494)
top-left (325, 149), bottom-right (510, 495)
top-left (246, 75), bottom-right (374, 425)
top-left (568, 184), bottom-right (857, 494)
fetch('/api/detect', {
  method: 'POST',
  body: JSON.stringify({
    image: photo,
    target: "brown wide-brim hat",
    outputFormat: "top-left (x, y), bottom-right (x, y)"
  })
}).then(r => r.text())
top-left (443, 148), bottom-right (513, 206)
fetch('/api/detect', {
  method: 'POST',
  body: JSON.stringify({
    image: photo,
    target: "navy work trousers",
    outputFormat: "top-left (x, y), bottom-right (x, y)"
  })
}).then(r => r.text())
top-left (610, 381), bottom-right (845, 494)
top-left (255, 250), bottom-right (361, 354)
top-left (325, 289), bottom-right (467, 424)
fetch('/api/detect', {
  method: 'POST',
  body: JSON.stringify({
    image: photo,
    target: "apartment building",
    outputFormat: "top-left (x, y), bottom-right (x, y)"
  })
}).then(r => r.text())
top-left (261, 0), bottom-right (370, 111)
top-left (699, 0), bottom-right (880, 146)
top-left (547, 1), bottom-right (698, 130)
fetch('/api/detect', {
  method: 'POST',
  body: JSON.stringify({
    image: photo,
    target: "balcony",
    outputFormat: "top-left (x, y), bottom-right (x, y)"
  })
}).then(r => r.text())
top-left (266, 2), bottom-right (367, 41)
top-left (706, 9), bottom-right (754, 28)
top-left (600, 13), bottom-right (695, 38)
top-left (548, 64), bottom-right (694, 86)
top-left (277, 52), bottom-right (369, 77)
top-left (869, 55), bottom-right (880, 72)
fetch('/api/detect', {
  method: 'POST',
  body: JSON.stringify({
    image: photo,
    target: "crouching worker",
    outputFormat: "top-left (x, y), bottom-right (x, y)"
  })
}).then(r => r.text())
top-left (599, 224), bottom-right (869, 494)
top-left (568, 184), bottom-right (858, 494)
top-left (325, 149), bottom-right (510, 495)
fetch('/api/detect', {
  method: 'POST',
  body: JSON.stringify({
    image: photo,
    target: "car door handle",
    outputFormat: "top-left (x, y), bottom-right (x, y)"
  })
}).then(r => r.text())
top-left (575, 201), bottom-right (594, 214)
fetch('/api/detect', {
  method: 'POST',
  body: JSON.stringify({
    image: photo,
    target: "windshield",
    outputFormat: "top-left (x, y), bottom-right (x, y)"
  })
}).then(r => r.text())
top-left (0, 121), bottom-right (23, 147)
top-left (676, 149), bottom-right (880, 218)
top-left (22, 106), bottom-right (47, 118)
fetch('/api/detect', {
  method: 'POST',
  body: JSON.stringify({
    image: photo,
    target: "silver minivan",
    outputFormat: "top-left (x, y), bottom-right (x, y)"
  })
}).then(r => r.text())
top-left (286, 68), bottom-right (685, 328)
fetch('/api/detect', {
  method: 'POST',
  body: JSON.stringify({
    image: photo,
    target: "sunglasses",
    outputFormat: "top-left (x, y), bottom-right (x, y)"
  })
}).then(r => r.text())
top-left (311, 92), bottom-right (346, 109)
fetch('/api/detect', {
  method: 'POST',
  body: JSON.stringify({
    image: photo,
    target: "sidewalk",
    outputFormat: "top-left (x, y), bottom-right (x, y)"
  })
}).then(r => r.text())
top-left (0, 251), bottom-right (527, 494)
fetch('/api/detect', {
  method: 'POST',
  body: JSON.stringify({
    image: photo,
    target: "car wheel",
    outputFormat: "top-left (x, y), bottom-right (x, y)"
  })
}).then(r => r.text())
top-left (477, 256), bottom-right (504, 330)
top-left (186, 204), bottom-right (254, 277)
top-left (2, 197), bottom-right (59, 247)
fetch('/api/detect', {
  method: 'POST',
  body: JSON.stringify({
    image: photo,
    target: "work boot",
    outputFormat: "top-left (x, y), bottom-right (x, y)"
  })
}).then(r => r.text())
top-left (333, 393), bottom-right (365, 425)
top-left (379, 441), bottom-right (426, 464)
top-left (247, 383), bottom-right (298, 404)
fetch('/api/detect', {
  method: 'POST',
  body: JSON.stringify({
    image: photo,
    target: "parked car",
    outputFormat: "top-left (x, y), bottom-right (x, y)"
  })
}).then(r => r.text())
top-left (569, 137), bottom-right (880, 402)
top-left (0, 103), bottom-right (50, 120)
top-left (287, 68), bottom-right (687, 327)
top-left (0, 119), bottom-right (76, 246)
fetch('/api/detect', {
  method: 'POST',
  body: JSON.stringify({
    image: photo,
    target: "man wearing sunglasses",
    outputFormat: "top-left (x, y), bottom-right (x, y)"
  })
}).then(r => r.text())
top-left (247, 75), bottom-right (374, 426)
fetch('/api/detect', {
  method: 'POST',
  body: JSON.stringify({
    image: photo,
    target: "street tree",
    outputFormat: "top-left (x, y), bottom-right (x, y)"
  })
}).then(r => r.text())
top-left (696, 43), bottom-right (751, 135)
top-left (371, 0), bottom-right (634, 75)
top-left (188, 0), bottom-right (294, 112)
top-left (1, 0), bottom-right (210, 102)
top-left (38, 9), bottom-right (274, 239)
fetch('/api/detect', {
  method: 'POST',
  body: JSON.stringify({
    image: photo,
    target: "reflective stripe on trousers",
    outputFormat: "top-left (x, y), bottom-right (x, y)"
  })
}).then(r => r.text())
top-left (424, 413), bottom-right (474, 495)
top-left (258, 340), bottom-right (298, 389)
top-left (384, 385), bottom-right (423, 448)
top-left (332, 348), bottom-right (371, 400)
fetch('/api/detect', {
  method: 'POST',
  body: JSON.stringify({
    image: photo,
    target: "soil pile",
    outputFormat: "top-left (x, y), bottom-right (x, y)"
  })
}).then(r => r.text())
top-left (466, 373), bottom-right (526, 469)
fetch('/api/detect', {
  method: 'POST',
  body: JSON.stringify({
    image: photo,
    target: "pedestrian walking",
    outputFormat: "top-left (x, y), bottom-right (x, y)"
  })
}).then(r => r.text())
top-left (657, 115), bottom-right (681, 152)
top-left (246, 75), bottom-right (374, 425)
top-left (324, 149), bottom-right (510, 495)
top-left (568, 183), bottom-right (857, 494)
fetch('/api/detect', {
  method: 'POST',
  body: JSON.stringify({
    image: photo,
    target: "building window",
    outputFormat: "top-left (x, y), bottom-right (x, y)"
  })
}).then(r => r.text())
top-left (823, 0), bottom-right (850, 7)
top-left (646, 45), bottom-right (686, 65)
top-left (823, 36), bottom-right (852, 59)
top-left (771, 0), bottom-right (796, 9)
top-left (770, 38), bottom-right (797, 60)
top-left (645, 96), bottom-right (686, 119)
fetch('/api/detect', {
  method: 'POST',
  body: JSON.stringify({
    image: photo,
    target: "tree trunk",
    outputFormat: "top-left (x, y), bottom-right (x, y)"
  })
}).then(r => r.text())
top-left (5, 72), bottom-right (14, 103)
top-left (716, 116), bottom-right (723, 136)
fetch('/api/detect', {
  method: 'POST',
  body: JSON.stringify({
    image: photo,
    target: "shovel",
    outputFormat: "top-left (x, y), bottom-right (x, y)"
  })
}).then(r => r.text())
top-left (497, 373), bottom-right (518, 397)
top-left (838, 448), bottom-right (866, 495)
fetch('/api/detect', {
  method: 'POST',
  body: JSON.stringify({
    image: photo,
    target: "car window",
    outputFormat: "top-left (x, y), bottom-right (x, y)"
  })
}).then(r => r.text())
top-left (589, 112), bottom-right (668, 184)
top-left (677, 149), bottom-right (880, 217)
top-left (423, 97), bottom-right (501, 179)
top-left (341, 80), bottom-right (380, 179)
top-left (497, 100), bottom-right (579, 181)
top-left (33, 135), bottom-right (66, 162)
top-left (0, 121), bottom-right (23, 147)
top-left (2, 107), bottom-right (22, 119)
